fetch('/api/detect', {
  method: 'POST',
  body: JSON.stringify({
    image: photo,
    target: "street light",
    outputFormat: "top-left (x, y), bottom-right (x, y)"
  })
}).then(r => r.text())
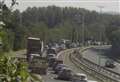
top-left (97, 6), bottom-right (105, 66)
top-left (74, 14), bottom-right (81, 42)
top-left (74, 12), bottom-right (85, 46)
top-left (82, 12), bottom-right (85, 46)
top-left (97, 6), bottom-right (104, 45)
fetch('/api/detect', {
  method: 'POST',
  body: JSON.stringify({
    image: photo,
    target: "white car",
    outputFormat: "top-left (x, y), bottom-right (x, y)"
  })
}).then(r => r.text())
top-left (88, 81), bottom-right (97, 82)
top-left (72, 73), bottom-right (97, 82)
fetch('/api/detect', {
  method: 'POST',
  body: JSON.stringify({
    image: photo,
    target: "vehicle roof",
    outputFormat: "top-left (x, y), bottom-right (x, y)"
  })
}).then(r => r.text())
top-left (75, 73), bottom-right (87, 77)
top-left (88, 80), bottom-right (97, 82)
top-left (51, 47), bottom-right (56, 50)
top-left (62, 67), bottom-right (71, 70)
top-left (49, 57), bottom-right (57, 59)
top-left (48, 54), bottom-right (56, 56)
top-left (30, 54), bottom-right (40, 56)
top-left (28, 37), bottom-right (40, 40)
top-left (57, 64), bottom-right (66, 66)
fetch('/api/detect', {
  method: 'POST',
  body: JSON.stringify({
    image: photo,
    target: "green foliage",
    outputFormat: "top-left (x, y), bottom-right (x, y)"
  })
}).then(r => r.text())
top-left (1, 4), bottom-right (120, 51)
top-left (26, 22), bottom-right (49, 43)
top-left (105, 15), bottom-right (120, 56)
top-left (110, 30), bottom-right (120, 46)
top-left (20, 6), bottom-right (119, 43)
top-left (0, 55), bottom-right (29, 82)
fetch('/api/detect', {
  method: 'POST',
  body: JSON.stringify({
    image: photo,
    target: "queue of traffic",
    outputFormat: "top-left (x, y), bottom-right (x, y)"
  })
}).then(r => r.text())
top-left (26, 37), bottom-right (98, 82)
top-left (46, 45), bottom-right (97, 82)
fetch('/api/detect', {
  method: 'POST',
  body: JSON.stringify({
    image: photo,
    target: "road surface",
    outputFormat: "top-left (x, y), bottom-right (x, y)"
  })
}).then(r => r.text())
top-left (62, 49), bottom-right (100, 82)
top-left (42, 70), bottom-right (70, 82)
top-left (82, 46), bottom-right (120, 74)
top-left (42, 49), bottom-right (99, 82)
top-left (42, 50), bottom-right (70, 82)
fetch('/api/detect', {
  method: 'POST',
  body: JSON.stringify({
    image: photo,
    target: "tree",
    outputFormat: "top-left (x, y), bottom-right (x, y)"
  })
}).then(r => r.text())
top-left (105, 16), bottom-right (120, 57)
top-left (0, 0), bottom-right (18, 52)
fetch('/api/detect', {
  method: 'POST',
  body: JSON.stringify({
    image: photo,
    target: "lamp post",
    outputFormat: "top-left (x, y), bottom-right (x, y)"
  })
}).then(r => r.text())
top-left (74, 12), bottom-right (85, 46)
top-left (82, 13), bottom-right (85, 46)
top-left (97, 6), bottom-right (104, 45)
top-left (97, 6), bottom-right (105, 65)
top-left (74, 14), bottom-right (81, 42)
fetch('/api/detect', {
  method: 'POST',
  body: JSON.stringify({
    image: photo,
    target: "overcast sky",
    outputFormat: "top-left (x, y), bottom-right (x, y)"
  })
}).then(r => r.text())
top-left (5, 0), bottom-right (120, 13)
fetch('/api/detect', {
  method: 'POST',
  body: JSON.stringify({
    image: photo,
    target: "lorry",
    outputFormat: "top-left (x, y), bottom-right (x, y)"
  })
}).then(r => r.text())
top-left (27, 37), bottom-right (48, 75)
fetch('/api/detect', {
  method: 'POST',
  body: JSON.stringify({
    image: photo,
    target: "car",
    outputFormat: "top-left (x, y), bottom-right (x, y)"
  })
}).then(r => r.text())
top-left (47, 48), bottom-right (57, 55)
top-left (72, 73), bottom-right (97, 82)
top-left (52, 59), bottom-right (63, 70)
top-left (72, 73), bottom-right (88, 82)
top-left (105, 59), bottom-right (116, 68)
top-left (57, 67), bottom-right (73, 81)
top-left (54, 64), bottom-right (67, 74)
top-left (48, 57), bottom-right (57, 67)
top-left (46, 54), bottom-right (56, 60)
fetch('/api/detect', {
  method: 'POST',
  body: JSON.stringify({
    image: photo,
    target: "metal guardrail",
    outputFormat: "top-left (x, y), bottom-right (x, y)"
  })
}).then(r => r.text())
top-left (69, 48), bottom-right (120, 82)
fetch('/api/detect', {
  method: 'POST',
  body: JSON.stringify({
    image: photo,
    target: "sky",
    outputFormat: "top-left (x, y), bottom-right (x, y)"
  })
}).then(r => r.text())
top-left (5, 0), bottom-right (120, 13)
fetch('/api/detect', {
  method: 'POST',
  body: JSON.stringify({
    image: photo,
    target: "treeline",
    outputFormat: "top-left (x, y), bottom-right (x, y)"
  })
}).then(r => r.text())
top-left (1, 5), bottom-right (120, 52)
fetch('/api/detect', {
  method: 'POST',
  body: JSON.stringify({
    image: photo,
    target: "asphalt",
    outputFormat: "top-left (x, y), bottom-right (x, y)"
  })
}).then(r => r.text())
top-left (42, 71), bottom-right (70, 82)
top-left (62, 49), bottom-right (98, 81)
top-left (42, 50), bottom-right (70, 82)
top-left (42, 48), bottom-right (98, 82)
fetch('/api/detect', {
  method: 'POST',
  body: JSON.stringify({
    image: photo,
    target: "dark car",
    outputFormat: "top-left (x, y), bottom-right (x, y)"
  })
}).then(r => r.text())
top-left (54, 64), bottom-right (67, 74)
top-left (48, 57), bottom-right (57, 67)
top-left (52, 59), bottom-right (63, 70)
top-left (47, 48), bottom-right (57, 55)
top-left (57, 68), bottom-right (73, 81)
top-left (46, 54), bottom-right (56, 60)
top-left (105, 60), bottom-right (116, 68)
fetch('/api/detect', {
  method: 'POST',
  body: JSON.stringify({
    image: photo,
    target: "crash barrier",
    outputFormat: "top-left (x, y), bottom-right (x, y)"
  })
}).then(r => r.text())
top-left (69, 47), bottom-right (120, 82)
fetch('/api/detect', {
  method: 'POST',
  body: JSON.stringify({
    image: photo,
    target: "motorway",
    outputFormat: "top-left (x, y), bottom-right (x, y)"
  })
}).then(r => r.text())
top-left (82, 45), bottom-right (120, 74)
top-left (62, 49), bottom-right (99, 81)
top-left (42, 72), bottom-right (69, 82)
top-left (42, 49), bottom-right (101, 82)
top-left (15, 46), bottom-right (119, 82)
top-left (42, 50), bottom-right (70, 82)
